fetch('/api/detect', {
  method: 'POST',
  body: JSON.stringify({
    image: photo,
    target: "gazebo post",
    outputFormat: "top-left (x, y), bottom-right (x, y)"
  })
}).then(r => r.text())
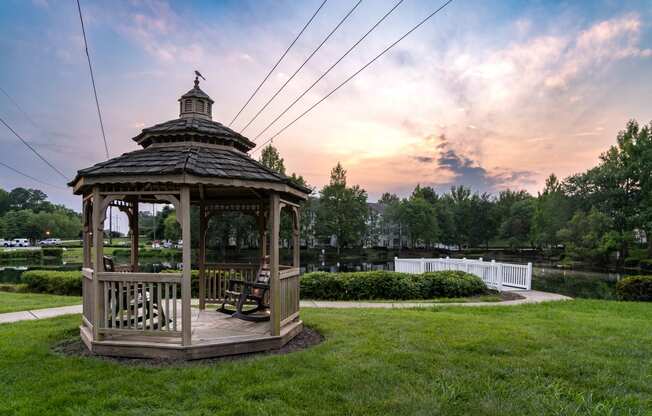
top-left (258, 210), bottom-right (267, 259)
top-left (91, 186), bottom-right (105, 341)
top-left (292, 207), bottom-right (300, 268)
top-left (198, 202), bottom-right (206, 310)
top-left (130, 200), bottom-right (139, 272)
top-left (180, 186), bottom-right (192, 345)
top-left (82, 199), bottom-right (91, 269)
top-left (269, 193), bottom-right (281, 336)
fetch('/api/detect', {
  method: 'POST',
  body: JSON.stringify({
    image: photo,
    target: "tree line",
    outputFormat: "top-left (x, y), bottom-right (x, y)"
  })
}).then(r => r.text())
top-left (0, 187), bottom-right (81, 241)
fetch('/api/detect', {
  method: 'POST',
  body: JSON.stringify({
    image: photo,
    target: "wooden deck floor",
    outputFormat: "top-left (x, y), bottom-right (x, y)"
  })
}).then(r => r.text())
top-left (188, 307), bottom-right (270, 344)
top-left (81, 306), bottom-right (301, 360)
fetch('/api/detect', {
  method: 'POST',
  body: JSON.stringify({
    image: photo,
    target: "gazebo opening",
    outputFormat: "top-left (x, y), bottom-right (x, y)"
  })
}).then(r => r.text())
top-left (70, 75), bottom-right (310, 359)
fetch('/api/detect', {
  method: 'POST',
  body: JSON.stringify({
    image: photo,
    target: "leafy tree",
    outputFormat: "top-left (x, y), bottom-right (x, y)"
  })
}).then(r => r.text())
top-left (163, 211), bottom-right (181, 241)
top-left (557, 208), bottom-right (621, 265)
top-left (0, 189), bottom-right (10, 216)
top-left (259, 145), bottom-right (286, 175)
top-left (532, 174), bottom-right (573, 248)
top-left (469, 192), bottom-right (497, 248)
top-left (316, 162), bottom-right (368, 254)
top-left (401, 196), bottom-right (438, 247)
top-left (500, 199), bottom-right (535, 248)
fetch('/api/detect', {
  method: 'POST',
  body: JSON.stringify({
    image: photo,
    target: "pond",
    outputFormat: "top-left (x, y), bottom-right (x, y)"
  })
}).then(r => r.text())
top-left (0, 256), bottom-right (636, 300)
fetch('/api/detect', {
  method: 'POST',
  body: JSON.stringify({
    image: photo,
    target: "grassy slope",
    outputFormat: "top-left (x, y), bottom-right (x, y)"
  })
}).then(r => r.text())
top-left (0, 300), bottom-right (650, 415)
top-left (0, 292), bottom-right (81, 314)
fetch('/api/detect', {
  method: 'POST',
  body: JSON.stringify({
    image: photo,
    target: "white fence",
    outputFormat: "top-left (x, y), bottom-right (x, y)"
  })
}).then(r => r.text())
top-left (394, 257), bottom-right (532, 291)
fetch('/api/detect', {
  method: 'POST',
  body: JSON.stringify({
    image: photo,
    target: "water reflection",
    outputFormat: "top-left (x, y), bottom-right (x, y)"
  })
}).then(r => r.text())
top-left (0, 257), bottom-right (635, 300)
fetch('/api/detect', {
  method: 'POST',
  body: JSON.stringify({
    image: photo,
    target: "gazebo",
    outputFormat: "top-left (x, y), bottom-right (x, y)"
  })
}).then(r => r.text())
top-left (69, 76), bottom-right (311, 359)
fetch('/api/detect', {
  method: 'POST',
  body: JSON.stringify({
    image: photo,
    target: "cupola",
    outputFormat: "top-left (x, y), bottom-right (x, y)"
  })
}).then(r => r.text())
top-left (178, 75), bottom-right (214, 120)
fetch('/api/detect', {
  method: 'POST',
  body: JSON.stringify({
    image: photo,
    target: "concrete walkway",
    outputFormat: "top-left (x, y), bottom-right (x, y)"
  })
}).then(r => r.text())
top-left (299, 290), bottom-right (571, 309)
top-left (0, 290), bottom-right (570, 325)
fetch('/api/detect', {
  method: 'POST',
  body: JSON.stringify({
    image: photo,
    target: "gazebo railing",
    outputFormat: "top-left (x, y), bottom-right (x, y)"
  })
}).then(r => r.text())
top-left (279, 267), bottom-right (300, 326)
top-left (203, 263), bottom-right (259, 304)
top-left (82, 268), bottom-right (94, 329)
top-left (97, 272), bottom-right (183, 339)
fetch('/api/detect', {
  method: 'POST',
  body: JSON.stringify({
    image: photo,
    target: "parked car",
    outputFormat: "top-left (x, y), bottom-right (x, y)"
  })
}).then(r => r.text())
top-left (40, 238), bottom-right (62, 246)
top-left (11, 238), bottom-right (30, 247)
top-left (0, 239), bottom-right (10, 247)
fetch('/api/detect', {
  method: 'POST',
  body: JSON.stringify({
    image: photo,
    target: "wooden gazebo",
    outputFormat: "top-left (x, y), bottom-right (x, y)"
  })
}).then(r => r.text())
top-left (69, 77), bottom-right (310, 359)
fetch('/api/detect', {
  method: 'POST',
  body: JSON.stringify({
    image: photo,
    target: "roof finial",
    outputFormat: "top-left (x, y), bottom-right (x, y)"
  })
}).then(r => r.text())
top-left (194, 70), bottom-right (206, 87)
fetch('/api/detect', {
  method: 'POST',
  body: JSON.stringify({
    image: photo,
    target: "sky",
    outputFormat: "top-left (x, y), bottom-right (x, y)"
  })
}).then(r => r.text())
top-left (1, 0), bottom-right (651, 214)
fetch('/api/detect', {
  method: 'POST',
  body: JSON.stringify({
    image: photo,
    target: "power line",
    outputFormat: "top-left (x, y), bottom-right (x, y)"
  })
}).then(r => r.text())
top-left (229, 0), bottom-right (328, 127)
top-left (239, 0), bottom-right (363, 134)
top-left (252, 0), bottom-right (405, 141)
top-left (0, 116), bottom-right (69, 180)
top-left (0, 160), bottom-right (66, 190)
top-left (76, 0), bottom-right (109, 159)
top-left (0, 86), bottom-right (39, 129)
top-left (253, 0), bottom-right (455, 152)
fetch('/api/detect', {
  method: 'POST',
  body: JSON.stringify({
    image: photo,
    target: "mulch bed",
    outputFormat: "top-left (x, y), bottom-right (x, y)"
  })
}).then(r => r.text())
top-left (52, 326), bottom-right (323, 367)
top-left (498, 291), bottom-right (526, 301)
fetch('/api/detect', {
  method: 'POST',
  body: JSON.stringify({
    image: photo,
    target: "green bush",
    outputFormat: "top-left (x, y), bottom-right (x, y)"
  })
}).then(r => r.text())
top-left (0, 249), bottom-right (42, 262)
top-left (21, 270), bottom-right (82, 296)
top-left (616, 276), bottom-right (652, 301)
top-left (42, 247), bottom-right (63, 258)
top-left (300, 270), bottom-right (487, 300)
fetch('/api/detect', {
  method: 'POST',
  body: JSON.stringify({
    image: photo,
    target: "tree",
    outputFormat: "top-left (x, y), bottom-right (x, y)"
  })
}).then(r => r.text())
top-left (316, 162), bottom-right (368, 255)
top-left (378, 192), bottom-right (404, 250)
top-left (401, 196), bottom-right (438, 247)
top-left (500, 199), bottom-right (535, 248)
top-left (469, 192), bottom-right (497, 248)
top-left (0, 188), bottom-right (10, 216)
top-left (557, 208), bottom-right (621, 265)
top-left (259, 145), bottom-right (286, 175)
top-left (163, 211), bottom-right (181, 241)
top-left (532, 174), bottom-right (573, 248)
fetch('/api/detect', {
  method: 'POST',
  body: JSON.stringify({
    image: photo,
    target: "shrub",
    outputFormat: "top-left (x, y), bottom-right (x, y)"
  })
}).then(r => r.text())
top-left (0, 249), bottom-right (42, 262)
top-left (42, 247), bottom-right (63, 258)
top-left (616, 276), bottom-right (652, 302)
top-left (300, 270), bottom-right (487, 300)
top-left (21, 270), bottom-right (82, 296)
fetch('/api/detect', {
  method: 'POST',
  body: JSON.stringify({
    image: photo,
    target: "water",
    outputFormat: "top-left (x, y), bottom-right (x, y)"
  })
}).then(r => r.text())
top-left (0, 256), bottom-right (634, 300)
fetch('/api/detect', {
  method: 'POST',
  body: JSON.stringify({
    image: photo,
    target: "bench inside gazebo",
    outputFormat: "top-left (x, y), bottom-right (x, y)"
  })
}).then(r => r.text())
top-left (70, 77), bottom-right (310, 359)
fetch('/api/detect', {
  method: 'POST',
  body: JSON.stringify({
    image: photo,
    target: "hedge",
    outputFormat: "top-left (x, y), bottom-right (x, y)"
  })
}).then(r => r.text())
top-left (21, 270), bottom-right (82, 296)
top-left (18, 269), bottom-right (489, 301)
top-left (300, 271), bottom-right (487, 300)
top-left (0, 249), bottom-right (42, 262)
top-left (616, 275), bottom-right (652, 301)
top-left (42, 247), bottom-right (63, 258)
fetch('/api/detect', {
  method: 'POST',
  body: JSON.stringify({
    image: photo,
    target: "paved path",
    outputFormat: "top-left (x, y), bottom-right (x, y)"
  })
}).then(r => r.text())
top-left (0, 290), bottom-right (570, 325)
top-left (299, 290), bottom-right (571, 309)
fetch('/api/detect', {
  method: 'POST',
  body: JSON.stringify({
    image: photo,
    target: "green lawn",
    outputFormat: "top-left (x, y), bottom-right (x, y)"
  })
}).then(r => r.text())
top-left (0, 300), bottom-right (650, 415)
top-left (0, 292), bottom-right (81, 314)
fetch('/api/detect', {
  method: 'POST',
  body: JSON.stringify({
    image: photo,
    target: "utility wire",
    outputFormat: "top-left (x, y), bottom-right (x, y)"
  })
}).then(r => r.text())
top-left (0, 160), bottom-right (66, 190)
top-left (0, 116), bottom-right (69, 180)
top-left (239, 0), bottom-right (363, 134)
top-left (77, 0), bottom-right (109, 159)
top-left (252, 0), bottom-right (405, 141)
top-left (229, 0), bottom-right (328, 127)
top-left (253, 0), bottom-right (455, 152)
top-left (0, 86), bottom-right (39, 129)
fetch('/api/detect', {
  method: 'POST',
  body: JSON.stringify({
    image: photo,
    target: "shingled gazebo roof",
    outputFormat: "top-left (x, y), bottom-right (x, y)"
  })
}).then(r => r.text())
top-left (69, 78), bottom-right (310, 198)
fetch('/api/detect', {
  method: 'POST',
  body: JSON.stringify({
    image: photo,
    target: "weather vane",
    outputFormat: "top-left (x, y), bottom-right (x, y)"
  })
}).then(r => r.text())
top-left (194, 70), bottom-right (206, 84)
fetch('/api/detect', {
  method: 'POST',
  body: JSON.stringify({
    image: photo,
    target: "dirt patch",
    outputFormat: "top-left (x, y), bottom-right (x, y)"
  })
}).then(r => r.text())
top-left (52, 326), bottom-right (323, 367)
top-left (499, 291), bottom-right (525, 301)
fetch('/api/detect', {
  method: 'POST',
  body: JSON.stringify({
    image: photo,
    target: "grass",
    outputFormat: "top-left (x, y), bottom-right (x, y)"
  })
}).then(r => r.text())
top-left (0, 292), bottom-right (81, 314)
top-left (0, 300), bottom-right (651, 415)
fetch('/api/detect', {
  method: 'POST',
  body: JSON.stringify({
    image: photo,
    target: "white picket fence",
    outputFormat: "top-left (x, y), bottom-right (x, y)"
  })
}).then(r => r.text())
top-left (394, 257), bottom-right (532, 291)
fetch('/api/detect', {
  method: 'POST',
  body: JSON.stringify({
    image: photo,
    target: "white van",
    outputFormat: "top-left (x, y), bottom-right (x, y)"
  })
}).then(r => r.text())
top-left (11, 238), bottom-right (30, 247)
